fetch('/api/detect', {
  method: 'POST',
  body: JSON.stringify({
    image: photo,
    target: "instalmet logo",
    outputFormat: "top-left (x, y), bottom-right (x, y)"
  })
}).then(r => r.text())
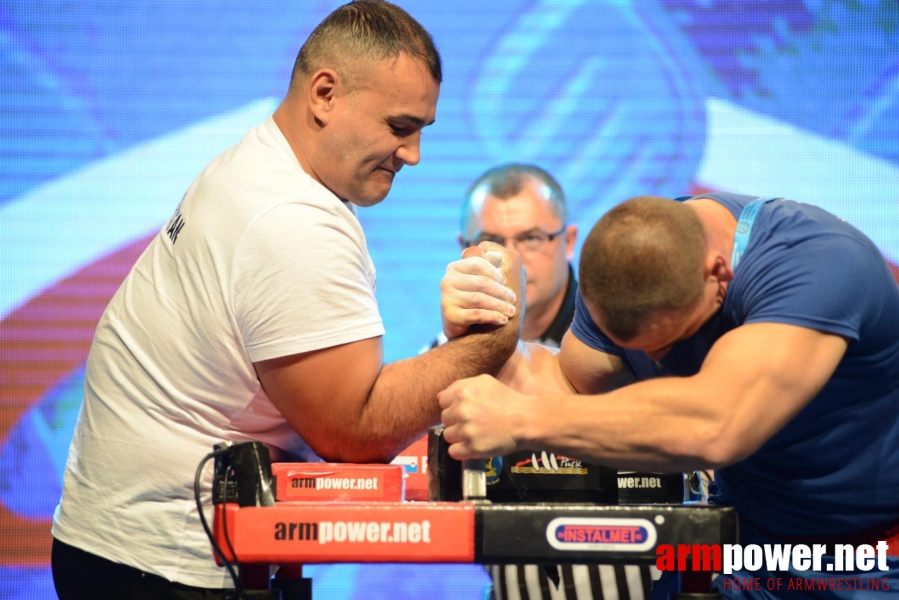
top-left (546, 518), bottom-right (657, 552)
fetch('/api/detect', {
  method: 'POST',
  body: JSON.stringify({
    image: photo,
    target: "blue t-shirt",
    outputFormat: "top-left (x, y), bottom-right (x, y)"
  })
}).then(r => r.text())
top-left (572, 192), bottom-right (899, 538)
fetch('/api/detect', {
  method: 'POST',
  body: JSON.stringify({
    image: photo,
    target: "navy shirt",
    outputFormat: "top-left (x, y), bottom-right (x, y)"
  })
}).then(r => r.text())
top-left (572, 193), bottom-right (899, 537)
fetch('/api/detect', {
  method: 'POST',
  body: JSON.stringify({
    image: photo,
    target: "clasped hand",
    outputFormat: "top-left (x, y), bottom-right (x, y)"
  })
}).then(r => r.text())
top-left (439, 242), bottom-right (523, 340)
top-left (437, 242), bottom-right (528, 459)
top-left (438, 374), bottom-right (528, 460)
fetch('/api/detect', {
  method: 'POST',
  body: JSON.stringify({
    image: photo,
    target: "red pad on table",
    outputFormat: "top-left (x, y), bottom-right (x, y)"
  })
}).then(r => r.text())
top-left (272, 463), bottom-right (405, 502)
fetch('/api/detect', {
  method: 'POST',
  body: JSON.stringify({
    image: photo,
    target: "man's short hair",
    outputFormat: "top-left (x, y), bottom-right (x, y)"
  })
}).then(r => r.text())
top-left (290, 0), bottom-right (442, 92)
top-left (461, 164), bottom-right (567, 232)
top-left (579, 196), bottom-right (707, 342)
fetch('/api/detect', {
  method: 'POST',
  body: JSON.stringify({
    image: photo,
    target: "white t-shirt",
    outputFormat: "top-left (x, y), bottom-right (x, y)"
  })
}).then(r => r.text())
top-left (52, 117), bottom-right (385, 588)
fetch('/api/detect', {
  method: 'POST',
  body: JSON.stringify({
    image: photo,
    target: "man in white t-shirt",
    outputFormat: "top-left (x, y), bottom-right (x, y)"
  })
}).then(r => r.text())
top-left (50, 2), bottom-right (522, 598)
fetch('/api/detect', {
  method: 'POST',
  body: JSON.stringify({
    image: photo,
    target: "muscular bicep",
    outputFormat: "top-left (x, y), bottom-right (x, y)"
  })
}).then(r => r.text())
top-left (695, 322), bottom-right (848, 464)
top-left (559, 330), bottom-right (633, 394)
top-left (254, 336), bottom-right (384, 461)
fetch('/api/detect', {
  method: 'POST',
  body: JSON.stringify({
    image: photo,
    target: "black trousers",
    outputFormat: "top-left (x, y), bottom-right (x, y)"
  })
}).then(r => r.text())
top-left (52, 538), bottom-right (231, 600)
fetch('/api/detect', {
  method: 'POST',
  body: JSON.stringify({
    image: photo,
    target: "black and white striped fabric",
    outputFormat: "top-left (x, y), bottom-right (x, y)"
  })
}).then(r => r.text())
top-left (487, 564), bottom-right (661, 600)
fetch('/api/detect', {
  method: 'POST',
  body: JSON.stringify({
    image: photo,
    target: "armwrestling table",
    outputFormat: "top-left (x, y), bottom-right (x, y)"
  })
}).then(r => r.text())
top-left (207, 441), bottom-right (737, 600)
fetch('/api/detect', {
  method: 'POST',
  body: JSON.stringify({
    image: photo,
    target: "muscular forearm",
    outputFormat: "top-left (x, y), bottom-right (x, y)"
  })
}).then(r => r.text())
top-left (352, 340), bottom-right (570, 462)
top-left (355, 326), bottom-right (521, 462)
top-left (441, 324), bottom-right (844, 471)
top-left (516, 376), bottom-right (728, 472)
top-left (312, 242), bottom-right (527, 463)
top-left (521, 324), bottom-right (848, 471)
top-left (516, 370), bottom-right (764, 472)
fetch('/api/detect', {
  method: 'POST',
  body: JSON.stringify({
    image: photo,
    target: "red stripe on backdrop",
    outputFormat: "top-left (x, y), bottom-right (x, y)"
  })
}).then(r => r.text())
top-left (0, 234), bottom-right (154, 563)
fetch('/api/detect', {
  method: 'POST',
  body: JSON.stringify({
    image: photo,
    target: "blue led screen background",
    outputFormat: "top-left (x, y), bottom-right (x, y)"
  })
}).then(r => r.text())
top-left (1, 1), bottom-right (898, 598)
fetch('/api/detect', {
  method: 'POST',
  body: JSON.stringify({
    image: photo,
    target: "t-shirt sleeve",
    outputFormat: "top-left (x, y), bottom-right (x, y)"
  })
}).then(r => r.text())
top-left (735, 234), bottom-right (874, 343)
top-left (232, 202), bottom-right (385, 362)
top-left (570, 290), bottom-right (624, 355)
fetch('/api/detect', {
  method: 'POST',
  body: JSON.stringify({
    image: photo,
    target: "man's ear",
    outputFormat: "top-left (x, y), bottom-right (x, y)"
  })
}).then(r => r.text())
top-left (707, 252), bottom-right (734, 284)
top-left (564, 224), bottom-right (578, 261)
top-left (307, 69), bottom-right (341, 126)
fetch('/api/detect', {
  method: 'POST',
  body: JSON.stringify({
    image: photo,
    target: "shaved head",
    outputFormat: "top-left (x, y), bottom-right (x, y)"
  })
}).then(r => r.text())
top-left (289, 0), bottom-right (442, 93)
top-left (579, 196), bottom-right (708, 342)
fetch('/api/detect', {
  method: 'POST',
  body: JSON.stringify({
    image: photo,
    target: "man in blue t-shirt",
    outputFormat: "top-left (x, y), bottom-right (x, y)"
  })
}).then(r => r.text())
top-left (437, 193), bottom-right (899, 598)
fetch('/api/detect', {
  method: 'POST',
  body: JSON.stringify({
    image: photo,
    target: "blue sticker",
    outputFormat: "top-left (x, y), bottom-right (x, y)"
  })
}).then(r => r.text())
top-left (485, 456), bottom-right (502, 484)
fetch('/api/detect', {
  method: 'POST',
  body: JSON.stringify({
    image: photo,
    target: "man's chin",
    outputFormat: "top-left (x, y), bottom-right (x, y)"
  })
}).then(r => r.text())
top-left (348, 187), bottom-right (391, 207)
top-left (343, 172), bottom-right (394, 207)
top-left (346, 196), bottom-right (385, 208)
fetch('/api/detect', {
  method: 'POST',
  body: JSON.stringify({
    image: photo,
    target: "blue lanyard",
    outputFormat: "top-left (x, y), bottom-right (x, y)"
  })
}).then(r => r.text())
top-left (731, 197), bottom-right (780, 270)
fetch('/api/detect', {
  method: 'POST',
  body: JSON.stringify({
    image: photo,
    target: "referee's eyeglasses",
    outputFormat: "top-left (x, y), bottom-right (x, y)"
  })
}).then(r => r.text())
top-left (463, 226), bottom-right (567, 254)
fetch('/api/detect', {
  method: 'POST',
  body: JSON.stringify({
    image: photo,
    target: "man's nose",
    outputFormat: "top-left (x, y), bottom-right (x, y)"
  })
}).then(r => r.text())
top-left (395, 133), bottom-right (421, 166)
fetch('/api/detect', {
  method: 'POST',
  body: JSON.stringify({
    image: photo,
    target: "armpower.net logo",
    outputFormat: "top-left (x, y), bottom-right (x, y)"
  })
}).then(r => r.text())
top-left (655, 542), bottom-right (893, 593)
top-left (274, 520), bottom-right (432, 545)
top-left (291, 476), bottom-right (380, 491)
top-left (544, 518), bottom-right (894, 593)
